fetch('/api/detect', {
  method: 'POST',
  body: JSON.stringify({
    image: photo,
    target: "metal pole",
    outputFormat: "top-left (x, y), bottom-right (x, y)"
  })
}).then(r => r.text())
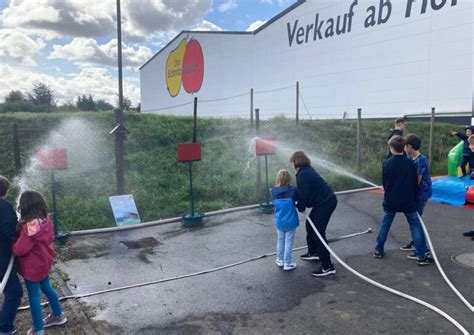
top-left (12, 124), bottom-right (21, 173)
top-left (255, 109), bottom-right (262, 199)
top-left (189, 162), bottom-right (194, 215)
top-left (357, 108), bottom-right (362, 172)
top-left (115, 0), bottom-right (125, 195)
top-left (193, 97), bottom-right (198, 143)
top-left (51, 171), bottom-right (58, 237)
top-left (296, 81), bottom-right (299, 125)
top-left (265, 155), bottom-right (269, 204)
top-left (428, 107), bottom-right (435, 166)
top-left (250, 88), bottom-right (254, 129)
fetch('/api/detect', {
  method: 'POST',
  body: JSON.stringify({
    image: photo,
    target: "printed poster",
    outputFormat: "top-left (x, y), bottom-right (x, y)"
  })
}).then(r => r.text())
top-left (109, 195), bottom-right (141, 226)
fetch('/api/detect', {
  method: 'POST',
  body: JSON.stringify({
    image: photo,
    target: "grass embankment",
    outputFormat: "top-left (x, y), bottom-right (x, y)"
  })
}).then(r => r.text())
top-left (0, 112), bottom-right (461, 231)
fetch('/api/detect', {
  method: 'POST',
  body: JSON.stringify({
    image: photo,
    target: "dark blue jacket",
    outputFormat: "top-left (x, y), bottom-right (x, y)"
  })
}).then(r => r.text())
top-left (295, 165), bottom-right (334, 212)
top-left (271, 186), bottom-right (299, 231)
top-left (382, 155), bottom-right (418, 213)
top-left (454, 132), bottom-right (472, 156)
top-left (0, 198), bottom-right (18, 274)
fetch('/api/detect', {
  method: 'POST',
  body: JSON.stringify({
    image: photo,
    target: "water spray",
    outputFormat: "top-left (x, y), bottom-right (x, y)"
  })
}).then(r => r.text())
top-left (305, 215), bottom-right (469, 335)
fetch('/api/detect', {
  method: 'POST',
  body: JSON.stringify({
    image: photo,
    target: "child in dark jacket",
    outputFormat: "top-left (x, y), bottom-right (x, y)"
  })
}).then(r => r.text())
top-left (374, 136), bottom-right (433, 266)
top-left (451, 126), bottom-right (473, 177)
top-left (290, 151), bottom-right (338, 277)
top-left (13, 191), bottom-right (67, 335)
top-left (0, 176), bottom-right (23, 335)
top-left (271, 169), bottom-right (299, 271)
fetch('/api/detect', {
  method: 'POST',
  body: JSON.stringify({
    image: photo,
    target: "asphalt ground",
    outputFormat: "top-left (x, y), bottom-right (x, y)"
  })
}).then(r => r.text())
top-left (56, 191), bottom-right (474, 334)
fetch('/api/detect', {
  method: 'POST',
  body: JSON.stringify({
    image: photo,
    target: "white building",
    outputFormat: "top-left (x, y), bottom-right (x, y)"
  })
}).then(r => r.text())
top-left (140, 0), bottom-right (473, 121)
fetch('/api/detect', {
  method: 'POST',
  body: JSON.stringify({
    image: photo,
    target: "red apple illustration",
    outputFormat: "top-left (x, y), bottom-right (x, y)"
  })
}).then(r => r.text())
top-left (182, 39), bottom-right (204, 94)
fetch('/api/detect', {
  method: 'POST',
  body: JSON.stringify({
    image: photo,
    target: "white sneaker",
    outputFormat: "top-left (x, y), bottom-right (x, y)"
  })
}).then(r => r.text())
top-left (283, 262), bottom-right (297, 271)
top-left (275, 259), bottom-right (284, 267)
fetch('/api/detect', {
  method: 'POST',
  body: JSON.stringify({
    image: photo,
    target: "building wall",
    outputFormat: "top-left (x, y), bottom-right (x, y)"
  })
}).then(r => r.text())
top-left (140, 0), bottom-right (473, 119)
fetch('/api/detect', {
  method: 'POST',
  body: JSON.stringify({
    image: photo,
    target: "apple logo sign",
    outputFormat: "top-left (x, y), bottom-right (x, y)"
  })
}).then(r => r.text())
top-left (165, 38), bottom-right (204, 97)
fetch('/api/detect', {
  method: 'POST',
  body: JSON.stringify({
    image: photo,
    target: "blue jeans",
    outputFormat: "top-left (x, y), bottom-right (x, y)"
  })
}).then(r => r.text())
top-left (0, 271), bottom-right (23, 333)
top-left (25, 277), bottom-right (62, 332)
top-left (416, 200), bottom-right (427, 216)
top-left (376, 211), bottom-right (428, 258)
top-left (277, 229), bottom-right (296, 265)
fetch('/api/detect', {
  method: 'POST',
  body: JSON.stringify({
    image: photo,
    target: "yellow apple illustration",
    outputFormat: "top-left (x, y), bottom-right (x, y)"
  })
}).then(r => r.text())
top-left (165, 38), bottom-right (187, 97)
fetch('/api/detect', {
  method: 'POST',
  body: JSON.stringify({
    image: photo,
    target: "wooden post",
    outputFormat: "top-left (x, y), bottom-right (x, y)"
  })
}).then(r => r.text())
top-left (115, 0), bottom-right (125, 195)
top-left (357, 108), bottom-right (362, 172)
top-left (12, 123), bottom-right (21, 173)
top-left (250, 88), bottom-right (254, 129)
top-left (193, 97), bottom-right (198, 143)
top-left (296, 81), bottom-right (299, 125)
top-left (428, 107), bottom-right (435, 166)
top-left (255, 108), bottom-right (262, 199)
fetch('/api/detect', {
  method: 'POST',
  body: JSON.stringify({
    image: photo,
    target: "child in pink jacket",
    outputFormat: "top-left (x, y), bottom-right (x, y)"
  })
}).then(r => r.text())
top-left (12, 190), bottom-right (67, 335)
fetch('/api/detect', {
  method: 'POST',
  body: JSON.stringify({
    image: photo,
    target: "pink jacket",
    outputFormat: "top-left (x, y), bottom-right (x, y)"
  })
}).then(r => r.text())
top-left (12, 216), bottom-right (54, 282)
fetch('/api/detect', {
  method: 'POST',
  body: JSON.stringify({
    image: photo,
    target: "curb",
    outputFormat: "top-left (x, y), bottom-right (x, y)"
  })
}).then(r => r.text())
top-left (51, 267), bottom-right (98, 335)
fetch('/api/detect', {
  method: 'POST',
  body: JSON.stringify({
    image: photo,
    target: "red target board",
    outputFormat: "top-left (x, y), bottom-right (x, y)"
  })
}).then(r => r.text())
top-left (256, 137), bottom-right (276, 156)
top-left (35, 148), bottom-right (68, 170)
top-left (178, 143), bottom-right (202, 162)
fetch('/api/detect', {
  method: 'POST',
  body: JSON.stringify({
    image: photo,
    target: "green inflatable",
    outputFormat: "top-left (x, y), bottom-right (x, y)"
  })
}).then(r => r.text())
top-left (447, 141), bottom-right (463, 176)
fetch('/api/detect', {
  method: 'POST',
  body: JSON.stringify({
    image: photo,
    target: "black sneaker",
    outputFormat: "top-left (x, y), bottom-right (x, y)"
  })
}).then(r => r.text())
top-left (417, 255), bottom-right (434, 266)
top-left (300, 252), bottom-right (320, 261)
top-left (462, 230), bottom-right (474, 237)
top-left (373, 250), bottom-right (384, 258)
top-left (311, 265), bottom-right (336, 277)
top-left (400, 241), bottom-right (415, 251)
top-left (408, 250), bottom-right (431, 260)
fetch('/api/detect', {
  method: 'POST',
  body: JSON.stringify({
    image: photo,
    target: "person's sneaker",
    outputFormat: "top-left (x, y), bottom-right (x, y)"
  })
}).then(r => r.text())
top-left (417, 255), bottom-right (434, 266)
top-left (283, 263), bottom-right (297, 271)
top-left (26, 329), bottom-right (44, 335)
top-left (311, 265), bottom-right (336, 277)
top-left (408, 250), bottom-right (431, 260)
top-left (300, 252), bottom-right (320, 261)
top-left (43, 313), bottom-right (67, 328)
top-left (400, 241), bottom-right (415, 251)
top-left (373, 250), bottom-right (384, 258)
top-left (275, 259), bottom-right (284, 267)
top-left (462, 230), bottom-right (474, 237)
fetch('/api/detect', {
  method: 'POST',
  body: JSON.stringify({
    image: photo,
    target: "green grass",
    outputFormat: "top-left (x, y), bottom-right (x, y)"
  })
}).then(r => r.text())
top-left (0, 112), bottom-right (462, 231)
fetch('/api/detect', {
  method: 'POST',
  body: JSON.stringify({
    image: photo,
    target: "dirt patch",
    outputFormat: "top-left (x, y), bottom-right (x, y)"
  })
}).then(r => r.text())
top-left (56, 238), bottom-right (111, 262)
top-left (119, 237), bottom-right (160, 249)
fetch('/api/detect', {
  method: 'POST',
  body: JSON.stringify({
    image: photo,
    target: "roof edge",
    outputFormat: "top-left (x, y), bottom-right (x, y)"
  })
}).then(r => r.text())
top-left (254, 0), bottom-right (305, 34)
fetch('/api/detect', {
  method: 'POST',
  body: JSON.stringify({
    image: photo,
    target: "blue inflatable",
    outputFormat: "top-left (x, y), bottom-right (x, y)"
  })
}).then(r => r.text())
top-left (431, 176), bottom-right (474, 206)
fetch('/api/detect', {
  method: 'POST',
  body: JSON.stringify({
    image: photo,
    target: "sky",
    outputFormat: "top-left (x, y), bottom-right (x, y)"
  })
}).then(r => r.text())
top-left (0, 0), bottom-right (295, 107)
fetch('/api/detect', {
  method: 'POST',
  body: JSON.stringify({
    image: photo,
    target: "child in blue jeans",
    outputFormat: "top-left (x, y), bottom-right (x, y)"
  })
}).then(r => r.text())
top-left (13, 191), bottom-right (67, 335)
top-left (271, 169), bottom-right (299, 271)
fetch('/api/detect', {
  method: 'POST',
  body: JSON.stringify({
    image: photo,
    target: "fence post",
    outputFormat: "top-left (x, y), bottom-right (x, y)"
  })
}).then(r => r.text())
top-left (193, 97), bottom-right (198, 143)
top-left (357, 108), bottom-right (362, 172)
top-left (255, 108), bottom-right (262, 199)
top-left (12, 123), bottom-right (21, 173)
top-left (296, 81), bottom-right (299, 125)
top-left (250, 88), bottom-right (254, 129)
top-left (428, 107), bottom-right (435, 166)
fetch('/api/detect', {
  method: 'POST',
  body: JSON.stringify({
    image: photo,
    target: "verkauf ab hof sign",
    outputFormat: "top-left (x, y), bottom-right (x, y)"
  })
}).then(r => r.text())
top-left (286, 0), bottom-right (458, 47)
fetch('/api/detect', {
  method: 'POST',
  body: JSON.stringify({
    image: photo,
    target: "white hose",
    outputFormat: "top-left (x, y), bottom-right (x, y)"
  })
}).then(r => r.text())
top-left (305, 215), bottom-right (469, 335)
top-left (0, 255), bottom-right (14, 294)
top-left (417, 213), bottom-right (474, 312)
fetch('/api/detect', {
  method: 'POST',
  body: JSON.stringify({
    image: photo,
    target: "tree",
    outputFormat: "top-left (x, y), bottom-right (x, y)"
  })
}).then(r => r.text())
top-left (95, 99), bottom-right (114, 111)
top-left (28, 82), bottom-right (56, 112)
top-left (0, 90), bottom-right (32, 113)
top-left (77, 95), bottom-right (96, 111)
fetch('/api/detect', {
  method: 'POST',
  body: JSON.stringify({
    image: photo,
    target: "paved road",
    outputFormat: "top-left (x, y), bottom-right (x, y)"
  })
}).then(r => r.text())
top-left (57, 191), bottom-right (474, 334)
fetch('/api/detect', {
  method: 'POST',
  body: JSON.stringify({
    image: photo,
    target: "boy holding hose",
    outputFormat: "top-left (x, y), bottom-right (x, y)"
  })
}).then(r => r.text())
top-left (0, 176), bottom-right (23, 335)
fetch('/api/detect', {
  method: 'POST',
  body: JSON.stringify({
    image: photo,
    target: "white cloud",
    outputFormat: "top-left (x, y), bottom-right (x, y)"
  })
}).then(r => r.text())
top-left (0, 29), bottom-right (45, 66)
top-left (218, 0), bottom-right (237, 12)
top-left (246, 20), bottom-right (266, 32)
top-left (49, 38), bottom-right (153, 71)
top-left (0, 64), bottom-right (140, 105)
top-left (192, 20), bottom-right (223, 32)
top-left (1, 0), bottom-right (213, 40)
top-left (259, 0), bottom-right (292, 5)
